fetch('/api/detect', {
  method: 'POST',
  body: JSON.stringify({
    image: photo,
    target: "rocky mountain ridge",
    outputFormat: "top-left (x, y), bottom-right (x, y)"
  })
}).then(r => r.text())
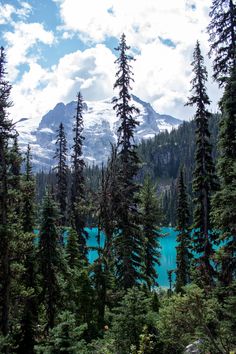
top-left (16, 95), bottom-right (182, 170)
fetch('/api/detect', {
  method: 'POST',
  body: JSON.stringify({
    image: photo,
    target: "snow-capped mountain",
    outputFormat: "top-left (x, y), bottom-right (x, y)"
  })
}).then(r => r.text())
top-left (16, 95), bottom-right (182, 170)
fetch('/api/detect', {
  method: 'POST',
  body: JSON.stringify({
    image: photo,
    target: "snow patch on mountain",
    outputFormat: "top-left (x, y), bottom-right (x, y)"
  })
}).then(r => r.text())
top-left (16, 95), bottom-right (182, 170)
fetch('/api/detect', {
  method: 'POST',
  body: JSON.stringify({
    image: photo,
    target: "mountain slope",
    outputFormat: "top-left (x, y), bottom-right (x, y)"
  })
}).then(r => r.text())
top-left (16, 95), bottom-right (182, 170)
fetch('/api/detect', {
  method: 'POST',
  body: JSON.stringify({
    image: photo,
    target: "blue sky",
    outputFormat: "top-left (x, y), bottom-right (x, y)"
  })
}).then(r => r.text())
top-left (0, 0), bottom-right (221, 125)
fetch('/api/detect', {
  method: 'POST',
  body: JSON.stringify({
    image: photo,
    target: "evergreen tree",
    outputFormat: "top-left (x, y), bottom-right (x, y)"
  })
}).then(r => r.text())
top-left (110, 287), bottom-right (153, 354)
top-left (139, 176), bottom-right (161, 289)
top-left (9, 136), bottom-right (22, 192)
top-left (208, 0), bottom-right (236, 84)
top-left (0, 46), bottom-right (13, 341)
top-left (35, 311), bottom-right (87, 354)
top-left (71, 92), bottom-right (88, 258)
top-left (175, 167), bottom-right (192, 293)
top-left (54, 123), bottom-right (68, 226)
top-left (66, 228), bottom-right (81, 269)
top-left (186, 41), bottom-right (218, 287)
top-left (98, 145), bottom-right (119, 266)
top-left (167, 270), bottom-right (174, 296)
top-left (17, 246), bottom-right (38, 354)
top-left (22, 144), bottom-right (35, 233)
top-left (16, 144), bottom-right (38, 354)
top-left (112, 33), bottom-right (142, 289)
top-left (211, 67), bottom-right (236, 285)
top-left (65, 228), bottom-right (95, 340)
top-left (8, 135), bottom-right (23, 231)
top-left (39, 190), bottom-right (62, 330)
top-left (95, 149), bottom-right (120, 331)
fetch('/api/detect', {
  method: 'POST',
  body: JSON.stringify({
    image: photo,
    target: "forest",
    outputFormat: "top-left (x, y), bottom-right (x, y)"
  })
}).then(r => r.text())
top-left (0, 0), bottom-right (235, 353)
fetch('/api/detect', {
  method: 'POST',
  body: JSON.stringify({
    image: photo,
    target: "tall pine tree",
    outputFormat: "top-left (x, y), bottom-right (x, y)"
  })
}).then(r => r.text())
top-left (139, 175), bottom-right (162, 289)
top-left (22, 144), bottom-right (35, 233)
top-left (0, 46), bottom-right (14, 342)
top-left (65, 228), bottom-right (94, 339)
top-left (39, 190), bottom-right (62, 331)
top-left (71, 92), bottom-right (88, 258)
top-left (211, 67), bottom-right (236, 285)
top-left (175, 167), bottom-right (192, 293)
top-left (54, 122), bottom-right (68, 226)
top-left (17, 144), bottom-right (37, 354)
top-left (112, 33), bottom-right (142, 289)
top-left (98, 145), bottom-right (119, 266)
top-left (208, 0), bottom-right (236, 287)
top-left (208, 0), bottom-right (236, 84)
top-left (186, 41), bottom-right (218, 287)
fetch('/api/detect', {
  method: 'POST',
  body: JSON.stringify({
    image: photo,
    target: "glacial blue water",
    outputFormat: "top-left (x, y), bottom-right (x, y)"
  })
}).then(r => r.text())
top-left (35, 227), bottom-right (178, 287)
top-left (86, 227), bottom-right (178, 287)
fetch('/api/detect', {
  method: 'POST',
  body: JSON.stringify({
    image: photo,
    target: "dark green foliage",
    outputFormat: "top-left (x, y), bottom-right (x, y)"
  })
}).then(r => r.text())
top-left (187, 41), bottom-right (218, 287)
top-left (167, 270), bottom-right (174, 296)
top-left (17, 245), bottom-right (38, 354)
top-left (211, 67), bottom-right (236, 285)
top-left (39, 190), bottom-right (62, 330)
top-left (98, 145), bottom-right (119, 262)
top-left (71, 92), bottom-right (88, 258)
top-left (65, 228), bottom-right (95, 340)
top-left (112, 34), bottom-right (143, 289)
top-left (92, 254), bottom-right (112, 335)
top-left (220, 282), bottom-right (236, 350)
top-left (9, 136), bottom-right (22, 192)
top-left (14, 146), bottom-right (37, 353)
top-left (94, 150), bottom-right (121, 332)
top-left (175, 168), bottom-right (192, 293)
top-left (35, 170), bottom-right (57, 204)
top-left (54, 123), bottom-right (68, 226)
top-left (22, 145), bottom-right (35, 233)
top-left (138, 115), bottom-right (219, 226)
top-left (139, 176), bottom-right (162, 289)
top-left (35, 311), bottom-right (87, 354)
top-left (109, 287), bottom-right (154, 354)
top-left (0, 46), bottom-right (14, 340)
top-left (66, 228), bottom-right (80, 269)
top-left (208, 0), bottom-right (236, 84)
top-left (158, 284), bottom-right (236, 354)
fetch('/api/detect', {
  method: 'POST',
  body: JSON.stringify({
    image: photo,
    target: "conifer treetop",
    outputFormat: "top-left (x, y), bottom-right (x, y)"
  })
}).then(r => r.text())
top-left (112, 33), bottom-right (140, 149)
top-left (0, 47), bottom-right (13, 136)
top-left (186, 41), bottom-right (211, 110)
top-left (208, 0), bottom-right (236, 84)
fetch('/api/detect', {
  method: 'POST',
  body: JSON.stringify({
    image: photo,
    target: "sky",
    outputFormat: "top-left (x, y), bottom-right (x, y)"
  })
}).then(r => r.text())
top-left (0, 0), bottom-right (222, 125)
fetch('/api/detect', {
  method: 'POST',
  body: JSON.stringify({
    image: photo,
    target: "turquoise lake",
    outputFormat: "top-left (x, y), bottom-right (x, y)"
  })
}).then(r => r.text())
top-left (86, 227), bottom-right (177, 287)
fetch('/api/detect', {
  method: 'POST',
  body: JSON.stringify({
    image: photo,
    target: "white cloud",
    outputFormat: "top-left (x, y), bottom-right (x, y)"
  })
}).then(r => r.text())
top-left (4, 0), bottom-right (222, 126)
top-left (133, 39), bottom-right (221, 119)
top-left (9, 45), bottom-right (116, 124)
top-left (54, 0), bottom-right (212, 47)
top-left (4, 22), bottom-right (55, 81)
top-left (50, 0), bottom-right (222, 119)
top-left (54, 0), bottom-right (114, 42)
top-left (0, 2), bottom-right (32, 25)
top-left (0, 4), bottom-right (15, 24)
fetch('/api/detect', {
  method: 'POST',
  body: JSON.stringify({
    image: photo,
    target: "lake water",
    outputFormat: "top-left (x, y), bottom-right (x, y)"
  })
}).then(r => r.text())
top-left (86, 227), bottom-right (177, 287)
top-left (35, 227), bottom-right (178, 287)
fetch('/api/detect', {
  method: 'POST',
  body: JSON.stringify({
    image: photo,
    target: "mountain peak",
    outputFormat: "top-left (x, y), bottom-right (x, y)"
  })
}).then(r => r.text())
top-left (17, 96), bottom-right (182, 170)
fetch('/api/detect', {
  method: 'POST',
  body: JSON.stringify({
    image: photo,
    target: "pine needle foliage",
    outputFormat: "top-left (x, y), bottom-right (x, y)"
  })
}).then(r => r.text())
top-left (54, 123), bottom-right (68, 226)
top-left (112, 34), bottom-right (142, 289)
top-left (186, 41), bottom-right (218, 287)
top-left (71, 92), bottom-right (88, 258)
top-left (175, 168), bottom-right (192, 293)
top-left (208, 0), bottom-right (236, 85)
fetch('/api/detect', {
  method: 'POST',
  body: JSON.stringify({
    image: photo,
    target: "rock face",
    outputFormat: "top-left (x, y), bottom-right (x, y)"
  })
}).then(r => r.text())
top-left (184, 340), bottom-right (202, 354)
top-left (16, 95), bottom-right (182, 170)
